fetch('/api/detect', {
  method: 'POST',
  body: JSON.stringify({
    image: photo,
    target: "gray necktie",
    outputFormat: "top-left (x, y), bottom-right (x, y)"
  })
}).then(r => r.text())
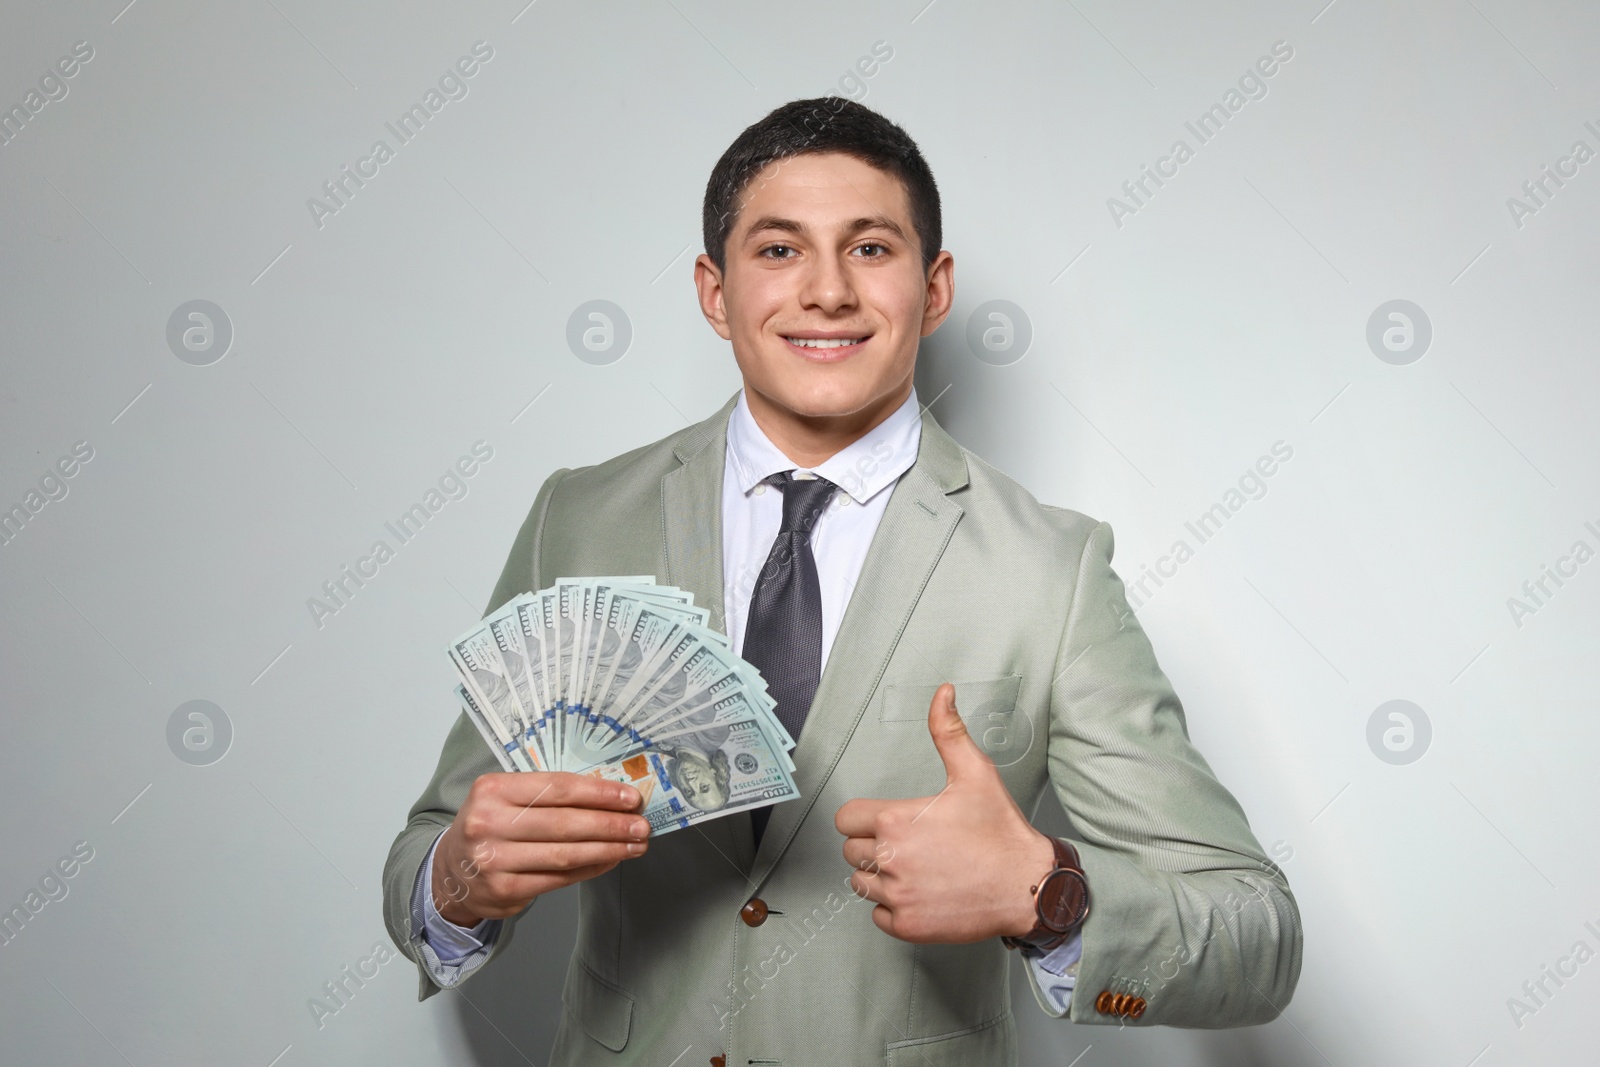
top-left (742, 470), bottom-right (838, 843)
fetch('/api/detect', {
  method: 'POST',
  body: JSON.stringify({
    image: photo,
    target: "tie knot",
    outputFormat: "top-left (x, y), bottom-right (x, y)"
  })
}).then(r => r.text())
top-left (773, 471), bottom-right (838, 535)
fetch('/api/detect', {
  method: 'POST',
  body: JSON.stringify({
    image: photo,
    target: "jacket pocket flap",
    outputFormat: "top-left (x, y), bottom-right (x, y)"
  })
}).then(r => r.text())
top-left (880, 675), bottom-right (1021, 723)
top-left (565, 958), bottom-right (633, 1052)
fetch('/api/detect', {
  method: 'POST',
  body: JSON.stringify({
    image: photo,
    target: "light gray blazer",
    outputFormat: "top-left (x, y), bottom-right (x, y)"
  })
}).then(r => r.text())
top-left (383, 393), bottom-right (1302, 1066)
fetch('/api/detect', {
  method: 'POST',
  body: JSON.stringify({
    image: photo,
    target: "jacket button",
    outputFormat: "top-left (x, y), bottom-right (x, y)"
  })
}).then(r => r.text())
top-left (1129, 997), bottom-right (1148, 1018)
top-left (710, 1057), bottom-right (726, 1067)
top-left (1095, 990), bottom-right (1114, 1014)
top-left (740, 898), bottom-right (769, 927)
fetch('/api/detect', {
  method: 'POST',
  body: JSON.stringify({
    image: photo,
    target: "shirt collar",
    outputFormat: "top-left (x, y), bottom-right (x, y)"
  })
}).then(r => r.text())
top-left (726, 388), bottom-right (923, 506)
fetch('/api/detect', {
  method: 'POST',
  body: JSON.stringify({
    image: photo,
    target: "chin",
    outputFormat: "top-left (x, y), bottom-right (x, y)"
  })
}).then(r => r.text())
top-left (765, 371), bottom-right (900, 420)
top-left (775, 387), bottom-right (875, 419)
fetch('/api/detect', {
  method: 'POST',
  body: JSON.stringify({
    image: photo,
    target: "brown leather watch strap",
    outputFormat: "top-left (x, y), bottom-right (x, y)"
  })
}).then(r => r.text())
top-left (1046, 836), bottom-right (1079, 878)
top-left (1002, 837), bottom-right (1090, 952)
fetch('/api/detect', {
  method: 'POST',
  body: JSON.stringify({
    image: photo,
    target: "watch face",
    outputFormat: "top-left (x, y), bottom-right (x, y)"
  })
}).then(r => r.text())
top-left (1038, 869), bottom-right (1088, 932)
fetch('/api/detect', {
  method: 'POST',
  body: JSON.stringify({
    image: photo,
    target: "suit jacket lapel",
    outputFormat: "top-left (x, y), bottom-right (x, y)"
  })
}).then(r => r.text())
top-left (746, 409), bottom-right (970, 892)
top-left (660, 394), bottom-right (734, 634)
top-left (660, 392), bottom-right (761, 873)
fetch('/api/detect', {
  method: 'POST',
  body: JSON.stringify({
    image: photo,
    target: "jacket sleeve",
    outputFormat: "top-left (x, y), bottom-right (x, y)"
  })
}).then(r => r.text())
top-left (381, 467), bottom-right (571, 1001)
top-left (1026, 519), bottom-right (1303, 1027)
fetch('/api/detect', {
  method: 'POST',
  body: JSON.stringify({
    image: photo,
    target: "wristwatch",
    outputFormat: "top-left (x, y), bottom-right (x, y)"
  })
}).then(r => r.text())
top-left (1001, 836), bottom-right (1090, 952)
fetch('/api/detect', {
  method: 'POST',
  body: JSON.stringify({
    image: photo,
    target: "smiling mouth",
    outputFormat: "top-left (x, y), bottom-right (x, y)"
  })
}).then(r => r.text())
top-left (782, 336), bottom-right (870, 350)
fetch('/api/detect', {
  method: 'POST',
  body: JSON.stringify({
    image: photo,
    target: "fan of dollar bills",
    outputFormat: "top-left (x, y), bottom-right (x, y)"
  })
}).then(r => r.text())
top-left (446, 576), bottom-right (801, 835)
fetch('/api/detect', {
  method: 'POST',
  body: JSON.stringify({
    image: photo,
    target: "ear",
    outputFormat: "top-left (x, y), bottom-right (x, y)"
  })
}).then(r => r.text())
top-left (919, 249), bottom-right (956, 338)
top-left (694, 253), bottom-right (732, 340)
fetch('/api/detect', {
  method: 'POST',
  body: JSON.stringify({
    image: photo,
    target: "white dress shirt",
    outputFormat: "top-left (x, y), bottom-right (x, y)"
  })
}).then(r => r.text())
top-left (411, 387), bottom-right (1082, 1007)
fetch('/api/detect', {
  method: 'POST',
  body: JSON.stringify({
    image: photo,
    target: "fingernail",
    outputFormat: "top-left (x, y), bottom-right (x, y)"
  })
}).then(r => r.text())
top-left (627, 842), bottom-right (646, 855)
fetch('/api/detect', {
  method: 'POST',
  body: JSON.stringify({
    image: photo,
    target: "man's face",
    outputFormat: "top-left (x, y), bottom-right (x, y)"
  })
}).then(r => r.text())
top-left (695, 151), bottom-right (954, 421)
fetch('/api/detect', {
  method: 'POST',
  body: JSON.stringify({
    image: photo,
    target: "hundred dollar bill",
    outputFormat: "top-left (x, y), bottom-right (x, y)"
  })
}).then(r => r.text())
top-left (585, 685), bottom-right (793, 774)
top-left (577, 579), bottom-right (701, 718)
top-left (580, 633), bottom-right (787, 770)
top-left (582, 716), bottom-right (799, 835)
top-left (457, 684), bottom-right (534, 772)
top-left (486, 601), bottom-right (536, 729)
top-left (448, 625), bottom-right (529, 763)
top-left (593, 602), bottom-right (695, 734)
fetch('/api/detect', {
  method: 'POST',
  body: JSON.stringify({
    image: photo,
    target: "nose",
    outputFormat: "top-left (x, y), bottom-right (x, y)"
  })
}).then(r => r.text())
top-left (798, 250), bottom-right (857, 314)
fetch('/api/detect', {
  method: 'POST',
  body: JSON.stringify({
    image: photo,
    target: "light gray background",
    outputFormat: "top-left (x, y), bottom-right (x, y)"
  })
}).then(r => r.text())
top-left (2, 1), bottom-right (1596, 1065)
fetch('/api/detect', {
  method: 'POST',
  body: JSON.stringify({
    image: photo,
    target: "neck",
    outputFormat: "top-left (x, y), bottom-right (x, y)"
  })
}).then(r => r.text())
top-left (743, 378), bottom-right (913, 469)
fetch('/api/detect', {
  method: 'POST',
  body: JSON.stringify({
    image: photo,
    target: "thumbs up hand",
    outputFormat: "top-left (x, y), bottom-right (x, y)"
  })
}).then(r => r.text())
top-left (833, 683), bottom-right (1056, 944)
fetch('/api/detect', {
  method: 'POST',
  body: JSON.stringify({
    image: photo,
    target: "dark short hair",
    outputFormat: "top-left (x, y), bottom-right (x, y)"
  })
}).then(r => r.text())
top-left (701, 96), bottom-right (942, 276)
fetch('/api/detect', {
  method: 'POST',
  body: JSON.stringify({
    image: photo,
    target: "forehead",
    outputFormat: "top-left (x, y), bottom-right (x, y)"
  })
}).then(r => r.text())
top-left (734, 151), bottom-right (911, 231)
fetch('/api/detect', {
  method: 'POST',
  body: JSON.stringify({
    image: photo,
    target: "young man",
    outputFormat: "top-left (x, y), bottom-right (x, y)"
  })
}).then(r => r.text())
top-left (383, 97), bottom-right (1302, 1066)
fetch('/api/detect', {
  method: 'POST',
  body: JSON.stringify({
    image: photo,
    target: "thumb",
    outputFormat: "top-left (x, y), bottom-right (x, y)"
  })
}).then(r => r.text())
top-left (927, 683), bottom-right (991, 782)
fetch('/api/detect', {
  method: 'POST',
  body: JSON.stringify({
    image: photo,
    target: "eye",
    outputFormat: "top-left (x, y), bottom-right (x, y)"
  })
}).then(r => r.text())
top-left (760, 244), bottom-right (796, 259)
top-left (854, 243), bottom-right (887, 258)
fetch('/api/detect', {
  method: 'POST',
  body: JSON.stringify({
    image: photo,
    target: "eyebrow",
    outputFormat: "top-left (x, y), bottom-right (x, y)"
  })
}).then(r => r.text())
top-left (741, 213), bottom-right (909, 246)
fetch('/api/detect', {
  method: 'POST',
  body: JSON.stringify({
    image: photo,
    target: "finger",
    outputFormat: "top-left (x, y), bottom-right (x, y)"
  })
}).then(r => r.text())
top-left (470, 860), bottom-right (626, 914)
top-left (869, 904), bottom-right (896, 938)
top-left (834, 797), bottom-right (896, 838)
top-left (491, 805), bottom-right (651, 844)
top-left (926, 682), bottom-right (992, 783)
top-left (491, 838), bottom-right (647, 874)
top-left (848, 869), bottom-right (888, 905)
top-left (490, 771), bottom-right (643, 814)
top-left (841, 836), bottom-right (887, 873)
top-left (509, 859), bottom-right (628, 897)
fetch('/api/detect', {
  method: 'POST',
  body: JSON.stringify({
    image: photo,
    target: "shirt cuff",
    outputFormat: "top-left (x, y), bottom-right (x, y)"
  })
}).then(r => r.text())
top-left (1021, 928), bottom-right (1083, 1012)
top-left (409, 829), bottom-right (503, 986)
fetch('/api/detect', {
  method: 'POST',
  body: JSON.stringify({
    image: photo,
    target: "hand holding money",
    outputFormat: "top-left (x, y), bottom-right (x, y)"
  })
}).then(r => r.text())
top-left (441, 576), bottom-right (801, 912)
top-left (431, 771), bottom-right (650, 925)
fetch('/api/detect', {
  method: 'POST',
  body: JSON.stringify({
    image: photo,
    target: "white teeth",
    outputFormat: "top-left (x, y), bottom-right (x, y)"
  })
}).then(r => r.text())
top-left (786, 337), bottom-right (865, 349)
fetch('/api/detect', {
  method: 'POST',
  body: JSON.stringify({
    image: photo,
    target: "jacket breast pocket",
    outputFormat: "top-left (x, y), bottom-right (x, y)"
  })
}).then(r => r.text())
top-left (879, 675), bottom-right (1021, 723)
top-left (880, 675), bottom-right (1025, 761)
top-left (886, 1011), bottom-right (1015, 1066)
